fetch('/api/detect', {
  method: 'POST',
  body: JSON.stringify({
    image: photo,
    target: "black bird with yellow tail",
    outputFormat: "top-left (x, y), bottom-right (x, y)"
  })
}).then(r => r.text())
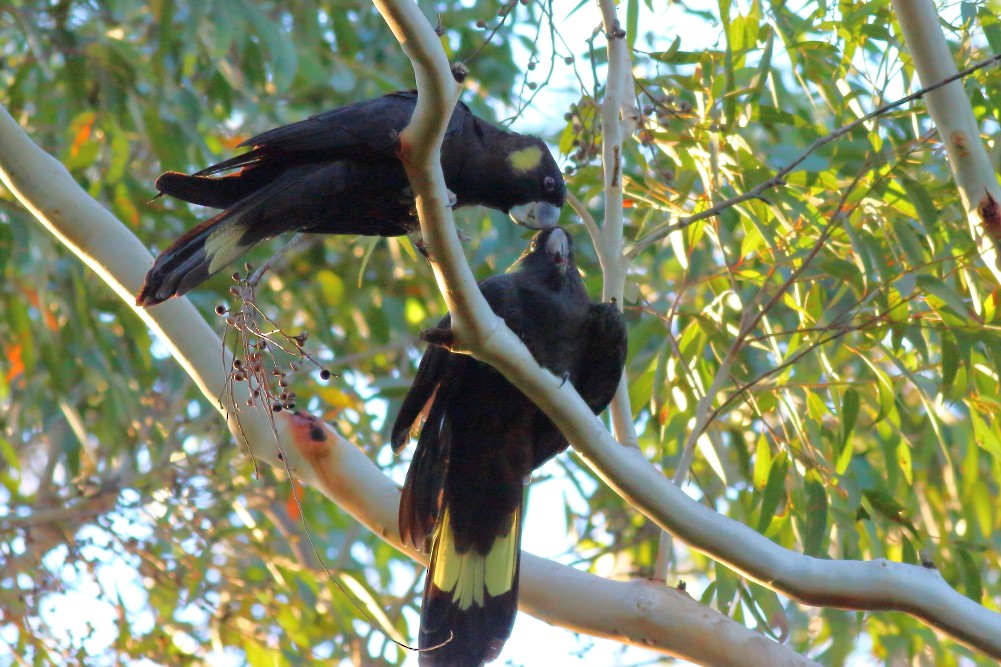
top-left (137, 91), bottom-right (566, 307)
top-left (392, 227), bottom-right (627, 666)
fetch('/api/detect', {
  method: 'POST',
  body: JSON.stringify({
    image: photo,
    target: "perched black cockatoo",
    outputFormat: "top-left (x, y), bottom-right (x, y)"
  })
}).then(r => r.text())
top-left (136, 91), bottom-right (566, 306)
top-left (391, 227), bottom-right (627, 666)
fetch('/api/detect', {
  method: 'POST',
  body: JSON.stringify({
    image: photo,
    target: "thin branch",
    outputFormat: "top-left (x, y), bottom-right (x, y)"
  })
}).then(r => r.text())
top-left (566, 190), bottom-right (604, 267)
top-left (892, 0), bottom-right (1001, 286)
top-left (627, 52), bottom-right (1001, 258)
top-left (596, 0), bottom-right (640, 451)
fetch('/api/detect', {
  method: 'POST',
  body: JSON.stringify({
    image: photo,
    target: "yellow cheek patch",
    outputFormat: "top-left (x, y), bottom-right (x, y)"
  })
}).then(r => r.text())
top-left (507, 145), bottom-right (543, 173)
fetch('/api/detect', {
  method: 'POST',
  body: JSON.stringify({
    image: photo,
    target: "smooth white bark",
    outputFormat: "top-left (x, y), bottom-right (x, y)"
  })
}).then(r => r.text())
top-left (892, 0), bottom-right (1001, 285)
top-left (595, 0), bottom-right (641, 451)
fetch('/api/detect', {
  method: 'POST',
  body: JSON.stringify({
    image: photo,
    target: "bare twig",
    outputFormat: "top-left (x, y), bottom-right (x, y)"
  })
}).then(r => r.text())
top-left (627, 52), bottom-right (1001, 258)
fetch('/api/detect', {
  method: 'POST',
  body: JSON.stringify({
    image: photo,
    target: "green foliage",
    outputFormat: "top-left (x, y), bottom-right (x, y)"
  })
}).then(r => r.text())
top-left (2, 0), bottom-right (1000, 665)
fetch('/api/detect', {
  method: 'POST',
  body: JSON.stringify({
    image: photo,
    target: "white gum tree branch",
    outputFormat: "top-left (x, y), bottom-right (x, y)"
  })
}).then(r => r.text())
top-left (594, 0), bottom-right (676, 584)
top-left (595, 0), bottom-right (641, 451)
top-left (361, 1), bottom-right (1001, 660)
top-left (369, 0), bottom-right (491, 344)
top-left (891, 0), bottom-right (1001, 287)
top-left (0, 19), bottom-right (815, 667)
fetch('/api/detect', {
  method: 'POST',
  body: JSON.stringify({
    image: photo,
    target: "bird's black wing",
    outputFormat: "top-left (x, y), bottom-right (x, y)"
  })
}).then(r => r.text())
top-left (528, 301), bottom-right (626, 468)
top-left (138, 162), bottom-right (411, 306)
top-left (392, 273), bottom-right (517, 550)
top-left (398, 380), bottom-right (455, 551)
top-left (169, 92), bottom-right (420, 186)
top-left (393, 313), bottom-right (459, 550)
top-left (200, 91), bottom-right (472, 174)
top-left (391, 315), bottom-right (452, 454)
top-left (235, 91), bottom-right (421, 157)
top-left (576, 302), bottom-right (628, 413)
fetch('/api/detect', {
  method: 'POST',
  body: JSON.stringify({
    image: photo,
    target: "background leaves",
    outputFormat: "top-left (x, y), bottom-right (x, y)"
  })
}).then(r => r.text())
top-left (2, 1), bottom-right (1000, 665)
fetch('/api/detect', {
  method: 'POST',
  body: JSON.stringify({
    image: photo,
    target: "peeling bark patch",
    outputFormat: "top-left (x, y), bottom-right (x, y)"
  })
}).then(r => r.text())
top-left (979, 191), bottom-right (1001, 240)
top-left (285, 412), bottom-right (331, 464)
top-left (950, 130), bottom-right (970, 157)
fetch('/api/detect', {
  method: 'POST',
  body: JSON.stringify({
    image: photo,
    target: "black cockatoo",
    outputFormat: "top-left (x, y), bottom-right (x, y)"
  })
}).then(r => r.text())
top-left (391, 227), bottom-right (627, 666)
top-left (137, 91), bottom-right (566, 306)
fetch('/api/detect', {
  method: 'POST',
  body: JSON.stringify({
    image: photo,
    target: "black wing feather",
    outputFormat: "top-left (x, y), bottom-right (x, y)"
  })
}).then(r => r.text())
top-left (391, 316), bottom-right (452, 453)
top-left (576, 302), bottom-right (628, 413)
top-left (399, 393), bottom-right (453, 550)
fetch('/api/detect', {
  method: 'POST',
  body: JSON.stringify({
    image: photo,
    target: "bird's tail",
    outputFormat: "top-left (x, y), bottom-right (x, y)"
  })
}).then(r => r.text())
top-left (136, 209), bottom-right (263, 307)
top-left (418, 505), bottom-right (522, 666)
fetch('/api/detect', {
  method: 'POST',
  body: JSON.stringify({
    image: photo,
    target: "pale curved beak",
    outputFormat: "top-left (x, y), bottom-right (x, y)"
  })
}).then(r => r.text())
top-left (544, 227), bottom-right (571, 271)
top-left (509, 201), bottom-right (561, 229)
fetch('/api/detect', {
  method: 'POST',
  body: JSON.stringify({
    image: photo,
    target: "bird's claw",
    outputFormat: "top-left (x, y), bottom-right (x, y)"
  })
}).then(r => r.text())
top-left (420, 326), bottom-right (456, 350)
top-left (414, 238), bottom-right (430, 260)
top-left (402, 188), bottom-right (457, 216)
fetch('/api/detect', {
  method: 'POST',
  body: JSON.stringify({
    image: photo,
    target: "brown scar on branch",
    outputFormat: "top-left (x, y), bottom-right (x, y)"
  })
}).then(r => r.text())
top-left (979, 191), bottom-right (1001, 240)
top-left (611, 145), bottom-right (621, 187)
top-left (949, 130), bottom-right (970, 157)
top-left (285, 412), bottom-right (331, 465)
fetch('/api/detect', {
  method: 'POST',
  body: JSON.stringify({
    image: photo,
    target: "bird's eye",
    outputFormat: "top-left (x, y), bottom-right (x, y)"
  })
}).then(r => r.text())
top-left (543, 176), bottom-right (555, 191)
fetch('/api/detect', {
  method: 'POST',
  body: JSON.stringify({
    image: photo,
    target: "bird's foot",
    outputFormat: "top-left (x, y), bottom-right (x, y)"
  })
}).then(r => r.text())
top-left (420, 326), bottom-right (456, 350)
top-left (401, 187), bottom-right (457, 210)
top-left (414, 238), bottom-right (430, 259)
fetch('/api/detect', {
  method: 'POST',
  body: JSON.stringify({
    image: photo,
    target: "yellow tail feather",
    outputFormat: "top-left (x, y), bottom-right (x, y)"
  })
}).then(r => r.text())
top-left (431, 507), bottom-right (520, 611)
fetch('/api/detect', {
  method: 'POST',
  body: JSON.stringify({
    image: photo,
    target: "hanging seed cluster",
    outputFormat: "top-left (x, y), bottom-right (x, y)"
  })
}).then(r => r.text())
top-left (474, 0), bottom-right (519, 31)
top-left (641, 92), bottom-right (693, 128)
top-left (565, 98), bottom-right (602, 172)
top-left (218, 265), bottom-right (334, 415)
top-left (635, 90), bottom-right (692, 182)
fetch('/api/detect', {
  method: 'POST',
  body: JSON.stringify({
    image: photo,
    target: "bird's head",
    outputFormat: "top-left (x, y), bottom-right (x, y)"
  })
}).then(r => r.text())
top-left (499, 136), bottom-right (566, 230)
top-left (515, 226), bottom-right (574, 276)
